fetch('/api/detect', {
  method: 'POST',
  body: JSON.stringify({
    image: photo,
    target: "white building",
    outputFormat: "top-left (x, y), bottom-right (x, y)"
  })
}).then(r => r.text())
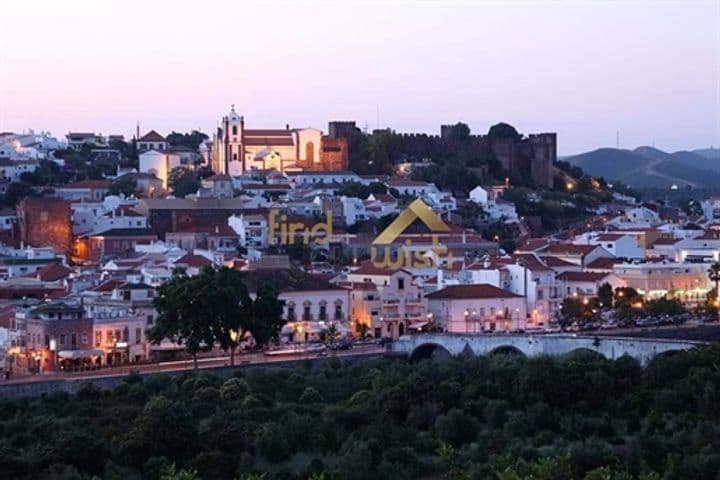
top-left (574, 232), bottom-right (644, 260)
top-left (427, 284), bottom-right (527, 333)
top-left (556, 271), bottom-right (625, 299)
top-left (613, 261), bottom-right (710, 302)
top-left (137, 131), bottom-right (168, 152)
top-left (385, 179), bottom-right (438, 196)
top-left (139, 150), bottom-right (182, 189)
top-left (228, 213), bottom-right (269, 248)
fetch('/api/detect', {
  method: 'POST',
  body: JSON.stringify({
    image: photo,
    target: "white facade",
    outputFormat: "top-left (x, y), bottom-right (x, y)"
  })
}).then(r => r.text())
top-left (139, 150), bottom-right (182, 189)
top-left (427, 285), bottom-right (527, 333)
top-left (228, 214), bottom-right (269, 248)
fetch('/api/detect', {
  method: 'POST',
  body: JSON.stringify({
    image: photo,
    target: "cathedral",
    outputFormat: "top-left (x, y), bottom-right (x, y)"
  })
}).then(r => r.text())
top-left (211, 106), bottom-right (348, 175)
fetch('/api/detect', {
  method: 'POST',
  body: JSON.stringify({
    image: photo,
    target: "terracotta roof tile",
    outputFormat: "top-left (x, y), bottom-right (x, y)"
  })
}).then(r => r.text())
top-left (426, 284), bottom-right (521, 299)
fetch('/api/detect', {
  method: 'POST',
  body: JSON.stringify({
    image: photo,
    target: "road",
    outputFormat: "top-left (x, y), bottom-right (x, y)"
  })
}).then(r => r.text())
top-left (3, 344), bottom-right (386, 385)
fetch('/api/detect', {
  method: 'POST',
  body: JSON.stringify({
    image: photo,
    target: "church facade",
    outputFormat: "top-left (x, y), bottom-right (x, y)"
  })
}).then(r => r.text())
top-left (211, 106), bottom-right (348, 176)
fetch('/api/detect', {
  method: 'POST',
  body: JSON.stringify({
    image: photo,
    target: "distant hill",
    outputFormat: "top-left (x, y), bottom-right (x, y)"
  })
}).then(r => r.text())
top-left (693, 147), bottom-right (720, 160)
top-left (564, 146), bottom-right (720, 189)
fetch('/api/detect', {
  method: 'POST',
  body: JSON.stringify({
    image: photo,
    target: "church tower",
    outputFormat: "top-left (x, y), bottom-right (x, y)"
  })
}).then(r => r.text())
top-left (213, 105), bottom-right (245, 174)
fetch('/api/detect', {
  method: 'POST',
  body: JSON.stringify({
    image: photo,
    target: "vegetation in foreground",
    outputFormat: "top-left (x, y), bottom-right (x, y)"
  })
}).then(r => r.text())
top-left (1, 347), bottom-right (720, 480)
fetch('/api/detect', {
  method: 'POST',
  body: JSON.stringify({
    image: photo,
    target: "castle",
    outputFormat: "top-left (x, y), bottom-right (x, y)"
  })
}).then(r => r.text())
top-left (211, 106), bottom-right (348, 175)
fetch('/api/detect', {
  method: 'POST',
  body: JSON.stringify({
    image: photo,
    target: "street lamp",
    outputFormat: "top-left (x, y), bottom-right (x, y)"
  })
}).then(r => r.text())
top-left (49, 338), bottom-right (57, 374)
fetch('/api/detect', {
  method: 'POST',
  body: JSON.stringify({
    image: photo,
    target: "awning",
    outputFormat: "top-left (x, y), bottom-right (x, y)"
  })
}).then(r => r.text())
top-left (408, 322), bottom-right (429, 330)
top-left (57, 349), bottom-right (104, 359)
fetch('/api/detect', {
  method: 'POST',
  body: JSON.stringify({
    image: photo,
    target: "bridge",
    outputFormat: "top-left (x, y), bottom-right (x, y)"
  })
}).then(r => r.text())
top-left (390, 333), bottom-right (705, 365)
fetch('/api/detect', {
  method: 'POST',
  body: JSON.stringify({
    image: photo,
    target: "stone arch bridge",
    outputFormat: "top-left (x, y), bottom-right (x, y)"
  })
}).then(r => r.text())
top-left (391, 333), bottom-right (705, 365)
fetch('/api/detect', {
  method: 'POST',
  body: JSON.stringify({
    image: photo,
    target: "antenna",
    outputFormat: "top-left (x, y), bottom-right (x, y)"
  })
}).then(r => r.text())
top-left (616, 130), bottom-right (620, 148)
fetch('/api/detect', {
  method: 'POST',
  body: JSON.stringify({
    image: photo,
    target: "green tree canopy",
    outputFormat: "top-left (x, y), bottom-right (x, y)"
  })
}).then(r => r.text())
top-left (488, 122), bottom-right (522, 141)
top-left (168, 166), bottom-right (200, 198)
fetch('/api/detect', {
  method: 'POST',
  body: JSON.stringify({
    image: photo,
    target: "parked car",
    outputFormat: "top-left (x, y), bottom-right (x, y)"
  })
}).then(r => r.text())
top-left (330, 338), bottom-right (353, 350)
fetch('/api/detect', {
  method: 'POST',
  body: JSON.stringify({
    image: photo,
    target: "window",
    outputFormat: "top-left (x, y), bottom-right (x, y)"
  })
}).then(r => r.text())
top-left (106, 331), bottom-right (113, 344)
top-left (147, 314), bottom-right (154, 325)
top-left (81, 333), bottom-right (88, 345)
top-left (303, 306), bottom-right (311, 321)
top-left (135, 328), bottom-right (142, 344)
top-left (335, 304), bottom-right (343, 320)
top-left (95, 331), bottom-right (101, 347)
top-left (59, 334), bottom-right (66, 346)
top-left (232, 125), bottom-right (237, 135)
top-left (287, 307), bottom-right (295, 321)
top-left (398, 278), bottom-right (405, 290)
top-left (319, 305), bottom-right (327, 321)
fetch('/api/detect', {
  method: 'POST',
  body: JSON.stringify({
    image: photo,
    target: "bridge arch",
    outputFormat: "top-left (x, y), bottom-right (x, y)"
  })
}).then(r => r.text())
top-left (410, 343), bottom-right (452, 361)
top-left (563, 348), bottom-right (607, 362)
top-left (489, 345), bottom-right (527, 357)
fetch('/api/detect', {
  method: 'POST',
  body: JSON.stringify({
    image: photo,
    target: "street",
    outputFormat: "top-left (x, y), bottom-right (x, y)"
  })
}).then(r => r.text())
top-left (2, 344), bottom-right (386, 386)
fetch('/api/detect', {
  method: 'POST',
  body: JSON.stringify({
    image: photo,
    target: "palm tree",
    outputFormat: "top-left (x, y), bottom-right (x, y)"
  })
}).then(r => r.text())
top-left (708, 262), bottom-right (720, 299)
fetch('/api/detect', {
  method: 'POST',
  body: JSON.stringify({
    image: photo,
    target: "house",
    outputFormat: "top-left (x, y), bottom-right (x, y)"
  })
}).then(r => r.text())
top-left (138, 150), bottom-right (183, 189)
top-left (137, 130), bottom-right (168, 152)
top-left (17, 197), bottom-right (73, 256)
top-left (385, 178), bottom-right (438, 196)
top-left (92, 308), bottom-right (149, 365)
top-left (173, 253), bottom-right (215, 276)
top-left (700, 197), bottom-right (720, 223)
top-left (344, 269), bottom-right (428, 339)
top-left (427, 284), bottom-right (527, 333)
top-left (290, 171), bottom-right (361, 187)
top-left (613, 261), bottom-right (710, 302)
top-left (574, 232), bottom-right (644, 260)
top-left (74, 228), bottom-right (157, 263)
top-left (53, 179), bottom-right (112, 202)
top-left (201, 174), bottom-right (234, 199)
top-left (539, 243), bottom-right (614, 268)
top-left (21, 300), bottom-right (96, 373)
top-left (556, 271), bottom-right (625, 300)
top-left (65, 132), bottom-right (105, 150)
top-left (228, 213), bottom-right (269, 248)
top-left (242, 269), bottom-right (351, 343)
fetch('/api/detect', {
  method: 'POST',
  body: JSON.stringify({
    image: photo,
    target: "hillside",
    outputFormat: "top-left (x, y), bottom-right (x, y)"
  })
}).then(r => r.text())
top-left (565, 146), bottom-right (720, 189)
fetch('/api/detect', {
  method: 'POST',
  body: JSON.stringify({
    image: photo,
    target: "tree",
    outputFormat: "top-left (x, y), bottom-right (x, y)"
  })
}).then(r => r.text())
top-left (166, 131), bottom-right (209, 151)
top-left (248, 284), bottom-right (284, 347)
top-left (357, 322), bottom-right (370, 340)
top-left (109, 175), bottom-right (138, 197)
top-left (708, 262), bottom-right (720, 298)
top-left (168, 166), bottom-right (200, 198)
top-left (1, 181), bottom-right (35, 207)
top-left (160, 464), bottom-right (200, 480)
top-left (148, 269), bottom-right (215, 368)
top-left (488, 122), bottom-right (521, 141)
top-left (597, 283), bottom-right (613, 307)
top-left (207, 267), bottom-right (252, 366)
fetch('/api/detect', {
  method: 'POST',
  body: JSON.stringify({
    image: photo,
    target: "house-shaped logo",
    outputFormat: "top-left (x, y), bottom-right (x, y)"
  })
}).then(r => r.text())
top-left (373, 199), bottom-right (451, 245)
top-left (370, 199), bottom-right (452, 269)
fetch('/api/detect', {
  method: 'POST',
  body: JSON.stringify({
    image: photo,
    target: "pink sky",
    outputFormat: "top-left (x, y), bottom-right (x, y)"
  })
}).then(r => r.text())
top-left (0, 0), bottom-right (718, 154)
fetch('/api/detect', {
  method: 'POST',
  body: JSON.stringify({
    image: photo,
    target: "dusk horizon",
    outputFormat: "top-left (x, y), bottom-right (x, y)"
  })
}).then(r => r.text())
top-left (1, 0), bottom-right (719, 155)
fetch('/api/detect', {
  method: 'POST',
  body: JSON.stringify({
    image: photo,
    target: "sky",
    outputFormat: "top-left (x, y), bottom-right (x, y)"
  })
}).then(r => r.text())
top-left (0, 0), bottom-right (718, 155)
